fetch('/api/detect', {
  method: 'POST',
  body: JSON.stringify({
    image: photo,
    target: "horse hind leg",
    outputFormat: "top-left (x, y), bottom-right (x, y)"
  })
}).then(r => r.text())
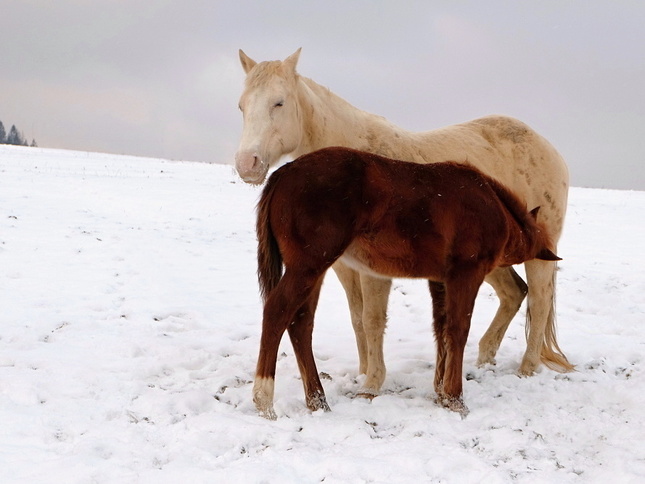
top-left (477, 266), bottom-right (527, 367)
top-left (254, 269), bottom-right (323, 419)
top-left (287, 277), bottom-right (331, 413)
top-left (520, 259), bottom-right (573, 375)
top-left (357, 272), bottom-right (392, 397)
top-left (331, 261), bottom-right (367, 374)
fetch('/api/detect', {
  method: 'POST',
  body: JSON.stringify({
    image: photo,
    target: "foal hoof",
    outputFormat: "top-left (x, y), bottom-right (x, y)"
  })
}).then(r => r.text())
top-left (355, 392), bottom-right (377, 401)
top-left (436, 395), bottom-right (470, 418)
top-left (307, 391), bottom-right (331, 413)
top-left (253, 378), bottom-right (277, 420)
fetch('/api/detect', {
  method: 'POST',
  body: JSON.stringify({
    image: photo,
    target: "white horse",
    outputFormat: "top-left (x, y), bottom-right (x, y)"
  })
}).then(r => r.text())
top-left (235, 49), bottom-right (573, 397)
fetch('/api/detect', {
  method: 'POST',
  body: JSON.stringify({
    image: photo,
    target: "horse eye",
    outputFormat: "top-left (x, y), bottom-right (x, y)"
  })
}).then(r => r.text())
top-left (274, 100), bottom-right (284, 108)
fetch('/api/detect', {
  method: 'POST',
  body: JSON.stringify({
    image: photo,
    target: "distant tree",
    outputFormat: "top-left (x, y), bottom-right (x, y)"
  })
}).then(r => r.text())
top-left (6, 125), bottom-right (25, 146)
top-left (6, 125), bottom-right (18, 144)
top-left (0, 121), bottom-right (37, 147)
top-left (31, 139), bottom-right (38, 147)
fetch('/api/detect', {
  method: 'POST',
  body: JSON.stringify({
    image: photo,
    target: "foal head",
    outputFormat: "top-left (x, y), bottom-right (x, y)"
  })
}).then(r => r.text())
top-left (235, 49), bottom-right (304, 184)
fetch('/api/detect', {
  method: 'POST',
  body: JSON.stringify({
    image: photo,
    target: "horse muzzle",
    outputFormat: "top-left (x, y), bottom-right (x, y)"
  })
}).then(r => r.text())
top-left (235, 150), bottom-right (269, 185)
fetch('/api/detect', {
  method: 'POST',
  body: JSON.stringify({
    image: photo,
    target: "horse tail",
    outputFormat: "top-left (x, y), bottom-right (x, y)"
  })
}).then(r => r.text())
top-left (526, 268), bottom-right (575, 372)
top-left (486, 175), bottom-right (572, 371)
top-left (256, 176), bottom-right (283, 302)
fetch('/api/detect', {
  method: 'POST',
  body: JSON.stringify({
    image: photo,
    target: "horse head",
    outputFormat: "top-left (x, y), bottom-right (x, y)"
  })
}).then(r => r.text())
top-left (235, 49), bottom-right (303, 184)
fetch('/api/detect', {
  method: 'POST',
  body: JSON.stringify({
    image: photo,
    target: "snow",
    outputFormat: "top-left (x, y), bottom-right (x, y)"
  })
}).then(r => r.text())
top-left (1, 144), bottom-right (644, 483)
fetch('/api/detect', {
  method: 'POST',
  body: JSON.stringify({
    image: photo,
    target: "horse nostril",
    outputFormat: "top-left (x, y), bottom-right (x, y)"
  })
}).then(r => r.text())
top-left (235, 150), bottom-right (267, 183)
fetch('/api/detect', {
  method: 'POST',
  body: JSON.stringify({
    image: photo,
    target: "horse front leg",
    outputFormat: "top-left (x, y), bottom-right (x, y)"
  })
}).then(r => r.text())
top-left (439, 271), bottom-right (484, 417)
top-left (428, 281), bottom-right (447, 397)
top-left (429, 282), bottom-right (447, 396)
top-left (477, 266), bottom-right (527, 366)
top-left (254, 270), bottom-right (319, 419)
top-left (520, 259), bottom-right (573, 375)
top-left (358, 273), bottom-right (392, 396)
top-left (331, 261), bottom-right (367, 374)
top-left (287, 277), bottom-right (331, 413)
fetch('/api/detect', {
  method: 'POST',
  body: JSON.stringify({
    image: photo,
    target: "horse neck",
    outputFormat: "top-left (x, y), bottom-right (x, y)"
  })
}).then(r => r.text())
top-left (294, 76), bottom-right (414, 156)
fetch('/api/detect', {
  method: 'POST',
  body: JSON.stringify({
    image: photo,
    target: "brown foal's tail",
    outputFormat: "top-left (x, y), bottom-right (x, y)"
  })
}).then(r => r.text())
top-left (256, 179), bottom-right (284, 302)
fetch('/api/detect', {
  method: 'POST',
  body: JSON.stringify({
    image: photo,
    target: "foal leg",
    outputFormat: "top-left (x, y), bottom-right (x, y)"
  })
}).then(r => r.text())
top-left (428, 281), bottom-right (447, 397)
top-left (439, 271), bottom-right (484, 416)
top-left (254, 270), bottom-right (321, 419)
top-left (287, 278), bottom-right (331, 413)
top-left (477, 266), bottom-right (527, 366)
top-left (331, 261), bottom-right (367, 374)
top-left (358, 273), bottom-right (392, 396)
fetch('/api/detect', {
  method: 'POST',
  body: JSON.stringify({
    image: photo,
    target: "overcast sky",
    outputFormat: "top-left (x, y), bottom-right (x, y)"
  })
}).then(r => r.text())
top-left (2, 1), bottom-right (644, 190)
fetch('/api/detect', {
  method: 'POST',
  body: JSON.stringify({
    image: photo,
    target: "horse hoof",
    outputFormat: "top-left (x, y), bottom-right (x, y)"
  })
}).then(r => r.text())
top-left (436, 395), bottom-right (469, 418)
top-left (518, 360), bottom-right (538, 377)
top-left (476, 355), bottom-right (497, 367)
top-left (258, 406), bottom-right (278, 420)
top-left (253, 377), bottom-right (277, 419)
top-left (307, 392), bottom-right (331, 413)
top-left (453, 401), bottom-right (470, 419)
top-left (355, 392), bottom-right (377, 401)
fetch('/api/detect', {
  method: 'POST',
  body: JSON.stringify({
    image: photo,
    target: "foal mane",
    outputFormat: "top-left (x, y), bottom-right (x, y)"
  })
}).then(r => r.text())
top-left (484, 175), bottom-right (533, 227)
top-left (481, 172), bottom-right (558, 260)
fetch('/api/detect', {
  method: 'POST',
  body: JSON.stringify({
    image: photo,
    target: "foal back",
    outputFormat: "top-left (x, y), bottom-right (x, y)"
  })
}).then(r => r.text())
top-left (259, 147), bottom-right (558, 285)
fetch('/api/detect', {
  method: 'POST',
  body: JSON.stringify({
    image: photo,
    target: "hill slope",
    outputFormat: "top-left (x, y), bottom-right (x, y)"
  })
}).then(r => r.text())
top-left (1, 145), bottom-right (644, 483)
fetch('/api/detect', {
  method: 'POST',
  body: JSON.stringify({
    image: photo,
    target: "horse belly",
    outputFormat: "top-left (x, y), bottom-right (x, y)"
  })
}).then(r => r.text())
top-left (338, 252), bottom-right (392, 280)
top-left (341, 238), bottom-right (445, 280)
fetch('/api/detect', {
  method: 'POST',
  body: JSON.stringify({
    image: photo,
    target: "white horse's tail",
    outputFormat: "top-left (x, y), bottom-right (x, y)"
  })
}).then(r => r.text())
top-left (526, 268), bottom-right (575, 372)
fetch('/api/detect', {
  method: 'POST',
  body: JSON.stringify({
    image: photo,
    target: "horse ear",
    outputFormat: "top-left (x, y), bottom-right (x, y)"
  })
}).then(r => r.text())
top-left (283, 48), bottom-right (302, 73)
top-left (239, 49), bottom-right (257, 74)
top-left (529, 206), bottom-right (540, 220)
top-left (536, 248), bottom-right (562, 261)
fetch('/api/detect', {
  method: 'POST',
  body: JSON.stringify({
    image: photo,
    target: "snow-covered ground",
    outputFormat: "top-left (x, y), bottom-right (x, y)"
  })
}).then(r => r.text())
top-left (1, 144), bottom-right (643, 483)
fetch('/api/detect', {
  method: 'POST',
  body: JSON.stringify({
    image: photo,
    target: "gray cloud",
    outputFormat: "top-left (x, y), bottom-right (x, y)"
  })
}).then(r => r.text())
top-left (2, 1), bottom-right (644, 189)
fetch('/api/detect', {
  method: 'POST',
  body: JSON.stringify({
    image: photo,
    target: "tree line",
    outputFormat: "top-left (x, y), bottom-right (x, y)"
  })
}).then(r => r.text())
top-left (0, 120), bottom-right (37, 147)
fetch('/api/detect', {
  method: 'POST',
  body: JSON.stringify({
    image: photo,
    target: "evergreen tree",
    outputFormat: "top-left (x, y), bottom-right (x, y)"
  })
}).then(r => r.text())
top-left (7, 125), bottom-right (25, 146)
top-left (0, 121), bottom-right (37, 147)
